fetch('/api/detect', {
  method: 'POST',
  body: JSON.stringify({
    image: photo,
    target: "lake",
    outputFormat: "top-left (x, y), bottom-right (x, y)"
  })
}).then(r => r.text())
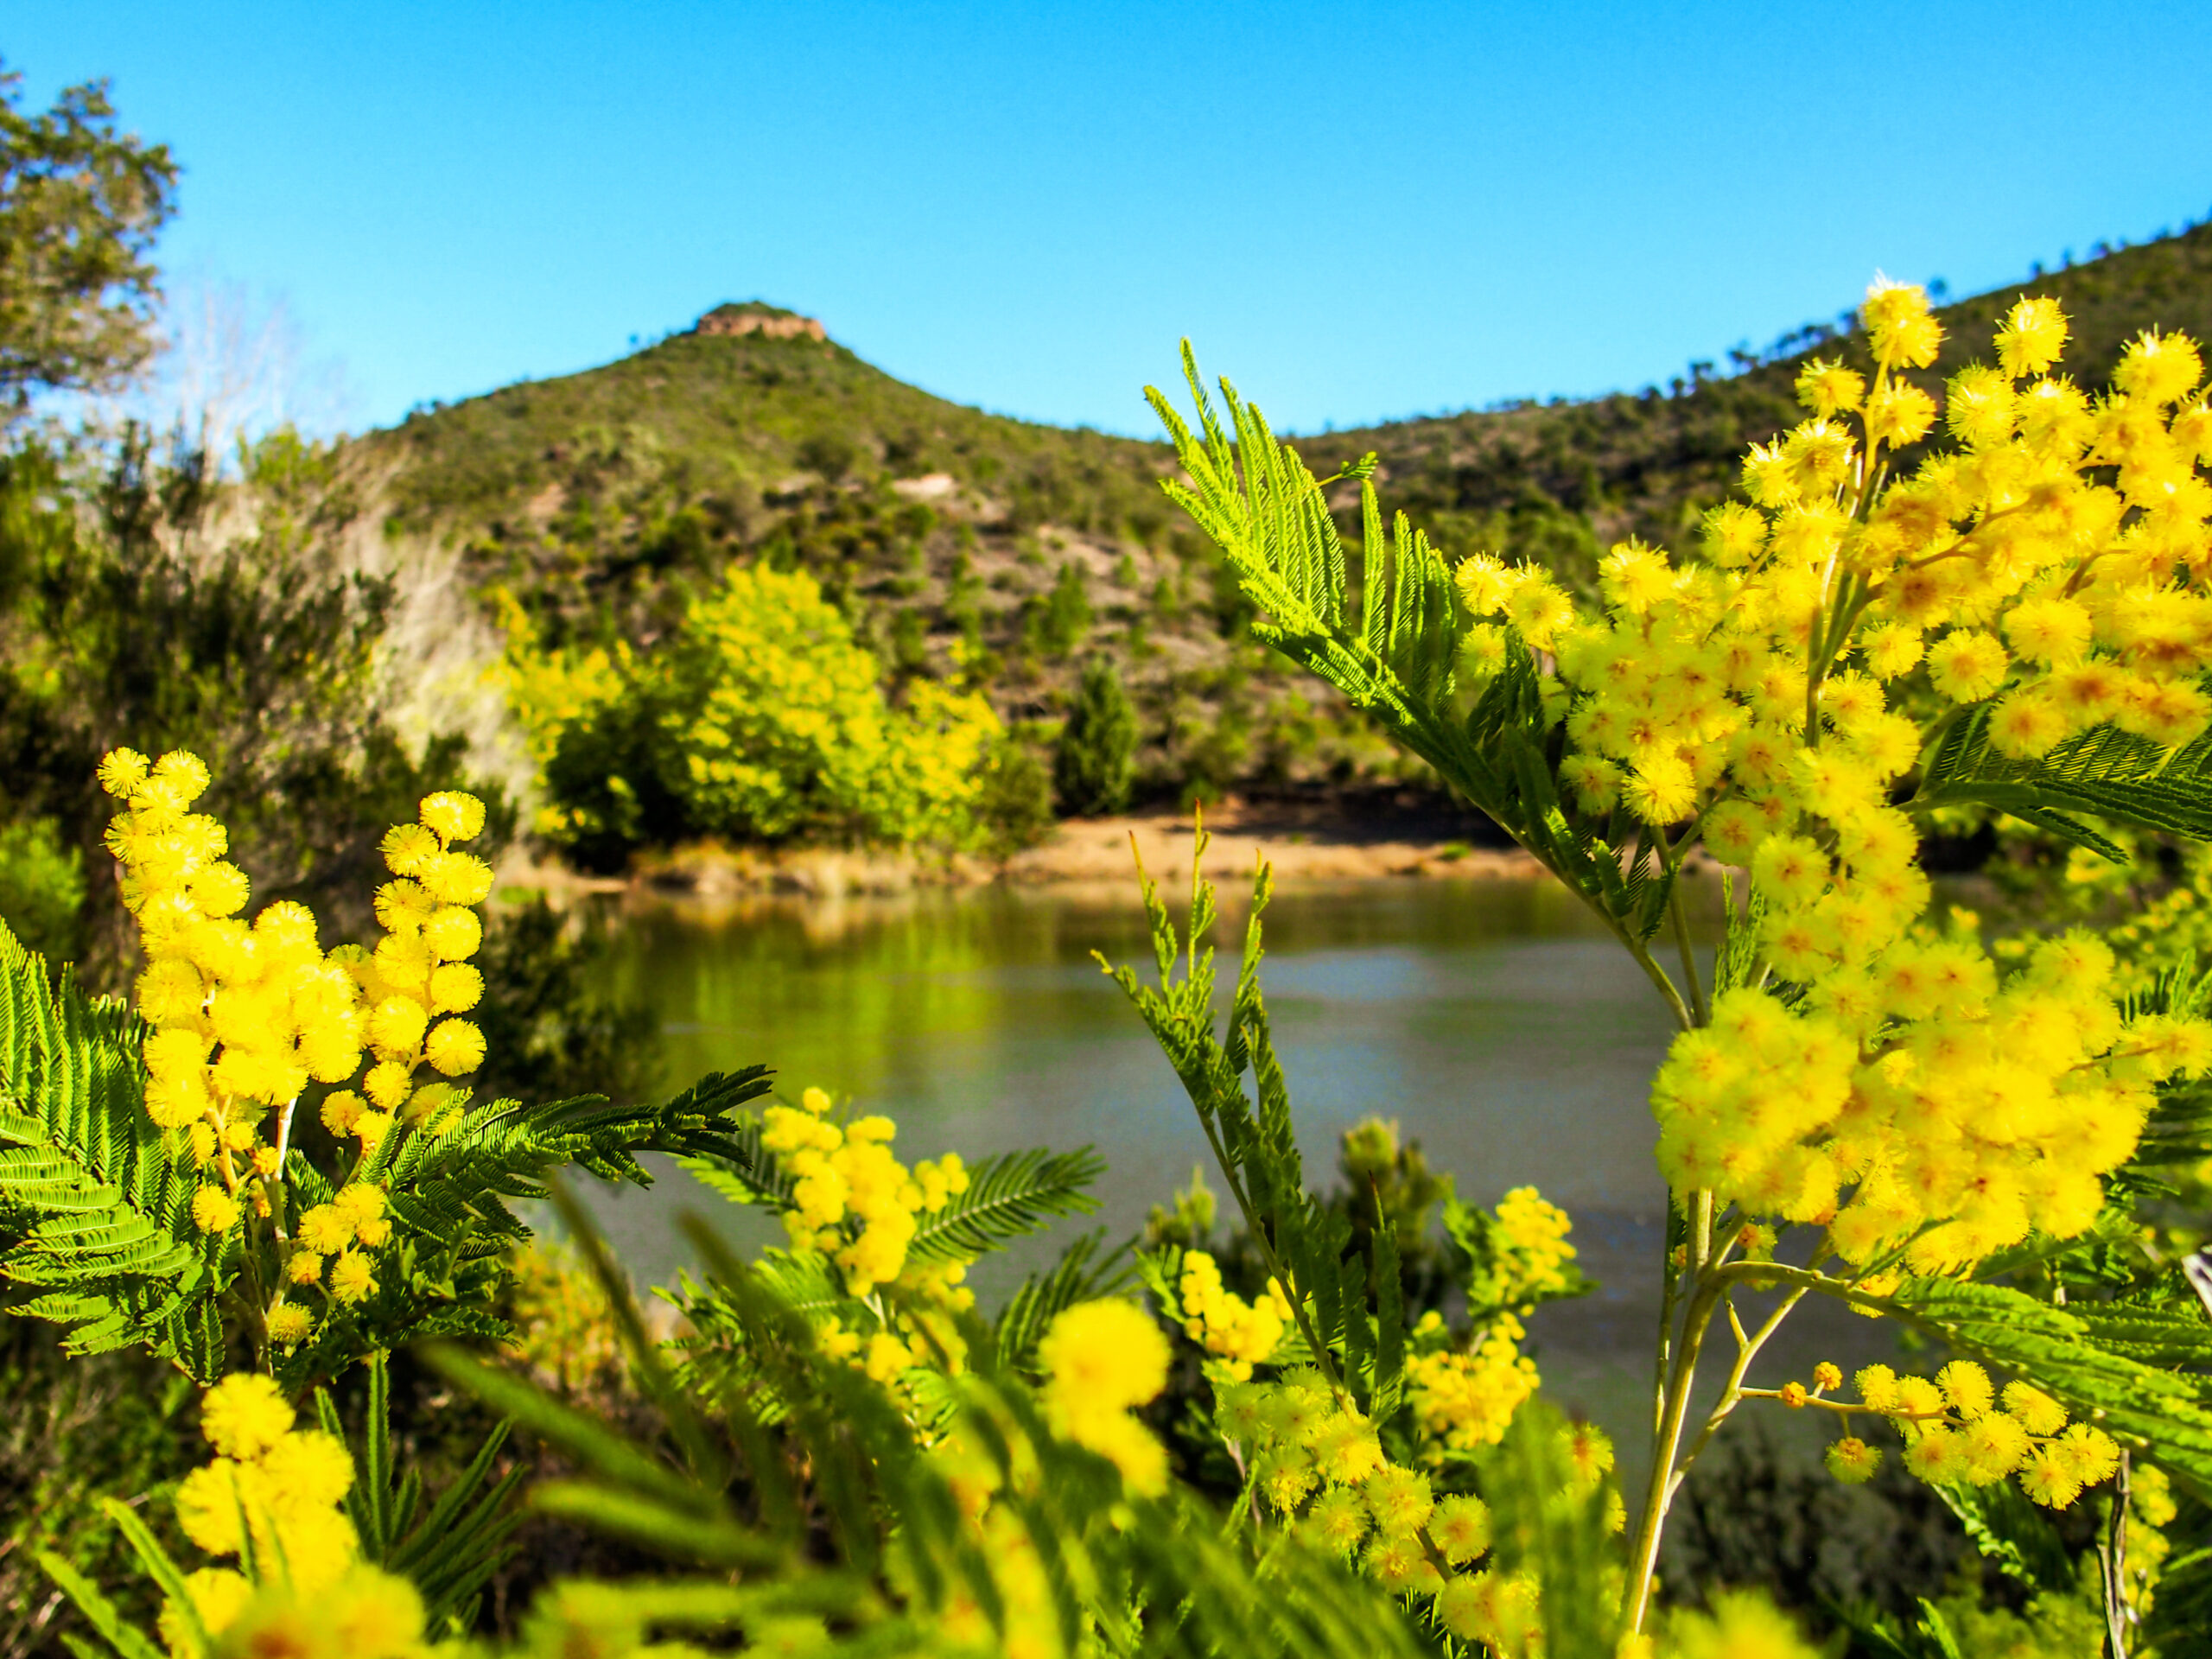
top-left (572, 866), bottom-right (1896, 1468)
top-left (586, 872), bottom-right (1685, 1266)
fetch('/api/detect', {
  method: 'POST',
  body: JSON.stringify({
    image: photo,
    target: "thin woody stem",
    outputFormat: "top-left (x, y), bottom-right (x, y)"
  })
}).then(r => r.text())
top-left (1667, 1286), bottom-right (1808, 1497)
top-left (1624, 1276), bottom-right (1722, 1631)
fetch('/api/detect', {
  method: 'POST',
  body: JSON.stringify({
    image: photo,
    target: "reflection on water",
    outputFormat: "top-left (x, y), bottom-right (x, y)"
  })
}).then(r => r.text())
top-left (573, 868), bottom-right (1904, 1482)
top-left (582, 874), bottom-right (1707, 1281)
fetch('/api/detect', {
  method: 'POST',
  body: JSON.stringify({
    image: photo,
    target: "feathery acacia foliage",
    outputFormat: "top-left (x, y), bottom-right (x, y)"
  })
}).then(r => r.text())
top-left (425, 1200), bottom-right (1440, 1659)
top-left (0, 918), bottom-right (221, 1370)
top-left (1150, 288), bottom-right (2212, 1642)
top-left (0, 891), bottom-right (772, 1385)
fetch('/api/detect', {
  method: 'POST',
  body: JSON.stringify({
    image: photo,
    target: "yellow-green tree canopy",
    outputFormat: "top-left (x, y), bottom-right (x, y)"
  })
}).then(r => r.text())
top-left (528, 562), bottom-right (1002, 860)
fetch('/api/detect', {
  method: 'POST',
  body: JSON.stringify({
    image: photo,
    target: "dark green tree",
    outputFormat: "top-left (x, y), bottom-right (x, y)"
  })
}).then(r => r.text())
top-left (1025, 557), bottom-right (1091, 658)
top-left (1052, 655), bottom-right (1137, 816)
top-left (0, 432), bottom-right (514, 984)
top-left (0, 63), bottom-right (177, 410)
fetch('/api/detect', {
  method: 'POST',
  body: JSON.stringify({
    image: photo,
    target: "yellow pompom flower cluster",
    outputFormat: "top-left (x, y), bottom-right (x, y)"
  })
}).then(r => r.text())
top-left (101, 751), bottom-right (366, 1221)
top-left (1773, 1358), bottom-right (2120, 1509)
top-left (1450, 288), bottom-right (2212, 1274)
top-left (288, 1182), bottom-right (391, 1310)
top-left (1490, 1186), bottom-right (1580, 1308)
top-left (99, 752), bottom-right (503, 1350)
top-left (167, 1568), bottom-right (428, 1659)
top-left (1036, 1297), bottom-right (1172, 1495)
top-left (1404, 1311), bottom-right (1541, 1452)
top-left (327, 791), bottom-right (493, 1143)
top-left (1655, 929), bottom-right (2209, 1272)
top-left (1213, 1371), bottom-right (1390, 1535)
top-left (759, 1085), bottom-right (969, 1297)
top-left (1213, 1363), bottom-right (1541, 1632)
top-left (1159, 1184), bottom-right (1568, 1628)
top-left (1176, 1249), bottom-right (1290, 1380)
top-left (168, 1374), bottom-right (360, 1637)
top-left (1433, 1431), bottom-right (1623, 1651)
top-left (164, 1379), bottom-right (434, 1659)
top-left (816, 1257), bottom-right (977, 1391)
top-left (1264, 1411), bottom-right (1603, 1647)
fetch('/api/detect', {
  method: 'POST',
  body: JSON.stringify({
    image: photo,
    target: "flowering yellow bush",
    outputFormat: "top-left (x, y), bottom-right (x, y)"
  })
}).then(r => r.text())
top-left (98, 752), bottom-right (493, 1358)
top-left (1449, 290), bottom-right (2212, 1285)
top-left (1460, 289), bottom-right (2212, 1626)
top-left (508, 561), bottom-right (1005, 856)
top-left (159, 1375), bottom-right (426, 1659)
top-left (1152, 283), bottom-right (2212, 1643)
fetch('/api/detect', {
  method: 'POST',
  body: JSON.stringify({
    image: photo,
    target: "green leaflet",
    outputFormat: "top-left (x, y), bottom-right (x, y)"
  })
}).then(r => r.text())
top-left (906, 1147), bottom-right (1105, 1264)
top-left (1097, 842), bottom-right (1408, 1421)
top-left (316, 1351), bottom-right (528, 1632)
top-left (35, 1551), bottom-right (165, 1659)
top-left (1146, 351), bottom-right (1686, 957)
top-left (990, 1230), bottom-right (1135, 1377)
top-left (1916, 701), bottom-right (2212, 856)
top-left (0, 918), bottom-right (221, 1373)
top-left (1929, 1480), bottom-right (2073, 1595)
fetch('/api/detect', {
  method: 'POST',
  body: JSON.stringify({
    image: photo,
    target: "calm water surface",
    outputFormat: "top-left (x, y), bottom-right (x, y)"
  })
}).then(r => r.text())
top-left (585, 875), bottom-right (1688, 1274)
top-left (574, 870), bottom-right (1894, 1465)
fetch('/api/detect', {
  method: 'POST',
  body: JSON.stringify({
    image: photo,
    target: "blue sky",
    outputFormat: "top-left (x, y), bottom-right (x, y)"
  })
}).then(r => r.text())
top-left (12, 2), bottom-right (2212, 439)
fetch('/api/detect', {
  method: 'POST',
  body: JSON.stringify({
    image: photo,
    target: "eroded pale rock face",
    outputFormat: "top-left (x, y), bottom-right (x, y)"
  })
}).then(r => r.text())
top-left (693, 302), bottom-right (826, 341)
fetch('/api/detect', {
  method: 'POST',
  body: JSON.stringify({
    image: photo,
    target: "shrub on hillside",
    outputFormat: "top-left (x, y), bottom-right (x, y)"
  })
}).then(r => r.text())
top-left (1053, 655), bottom-right (1138, 816)
top-left (529, 562), bottom-right (1006, 865)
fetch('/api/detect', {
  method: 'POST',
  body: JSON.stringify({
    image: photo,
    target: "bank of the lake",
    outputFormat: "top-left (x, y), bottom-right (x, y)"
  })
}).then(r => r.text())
top-left (508, 797), bottom-right (1539, 905)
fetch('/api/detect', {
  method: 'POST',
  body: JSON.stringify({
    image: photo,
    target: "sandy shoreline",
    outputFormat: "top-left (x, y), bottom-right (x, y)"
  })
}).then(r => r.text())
top-left (499, 798), bottom-right (1545, 903)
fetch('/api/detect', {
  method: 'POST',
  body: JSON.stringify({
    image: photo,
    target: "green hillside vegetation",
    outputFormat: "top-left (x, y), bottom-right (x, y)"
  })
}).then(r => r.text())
top-left (346, 305), bottom-right (1417, 821)
top-left (342, 221), bottom-right (2212, 866)
top-left (1298, 220), bottom-right (2212, 586)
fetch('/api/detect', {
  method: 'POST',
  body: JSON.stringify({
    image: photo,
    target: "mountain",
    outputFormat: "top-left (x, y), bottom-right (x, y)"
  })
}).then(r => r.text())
top-left (343, 301), bottom-right (1402, 807)
top-left (345, 224), bottom-right (2212, 811)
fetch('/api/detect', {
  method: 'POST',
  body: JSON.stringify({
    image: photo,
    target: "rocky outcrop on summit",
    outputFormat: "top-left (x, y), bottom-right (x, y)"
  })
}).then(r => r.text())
top-left (693, 301), bottom-right (826, 341)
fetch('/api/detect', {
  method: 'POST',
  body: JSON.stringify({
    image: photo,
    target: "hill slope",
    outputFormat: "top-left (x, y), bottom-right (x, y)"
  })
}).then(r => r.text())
top-left (1297, 221), bottom-right (2212, 577)
top-left (350, 303), bottom-right (1408, 807)
top-left (352, 225), bottom-right (2212, 817)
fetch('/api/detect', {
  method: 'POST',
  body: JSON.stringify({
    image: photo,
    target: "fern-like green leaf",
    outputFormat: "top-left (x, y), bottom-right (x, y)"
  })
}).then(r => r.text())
top-left (35, 1551), bottom-right (166, 1659)
top-left (276, 1068), bottom-right (772, 1388)
top-left (1929, 1480), bottom-right (2072, 1594)
top-left (0, 919), bottom-right (223, 1374)
top-left (1916, 703), bottom-right (2212, 855)
top-left (906, 1147), bottom-right (1104, 1265)
top-left (1146, 350), bottom-right (1691, 963)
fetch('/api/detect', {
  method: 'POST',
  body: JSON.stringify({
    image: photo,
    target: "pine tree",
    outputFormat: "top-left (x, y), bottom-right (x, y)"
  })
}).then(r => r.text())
top-left (1053, 657), bottom-right (1137, 816)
